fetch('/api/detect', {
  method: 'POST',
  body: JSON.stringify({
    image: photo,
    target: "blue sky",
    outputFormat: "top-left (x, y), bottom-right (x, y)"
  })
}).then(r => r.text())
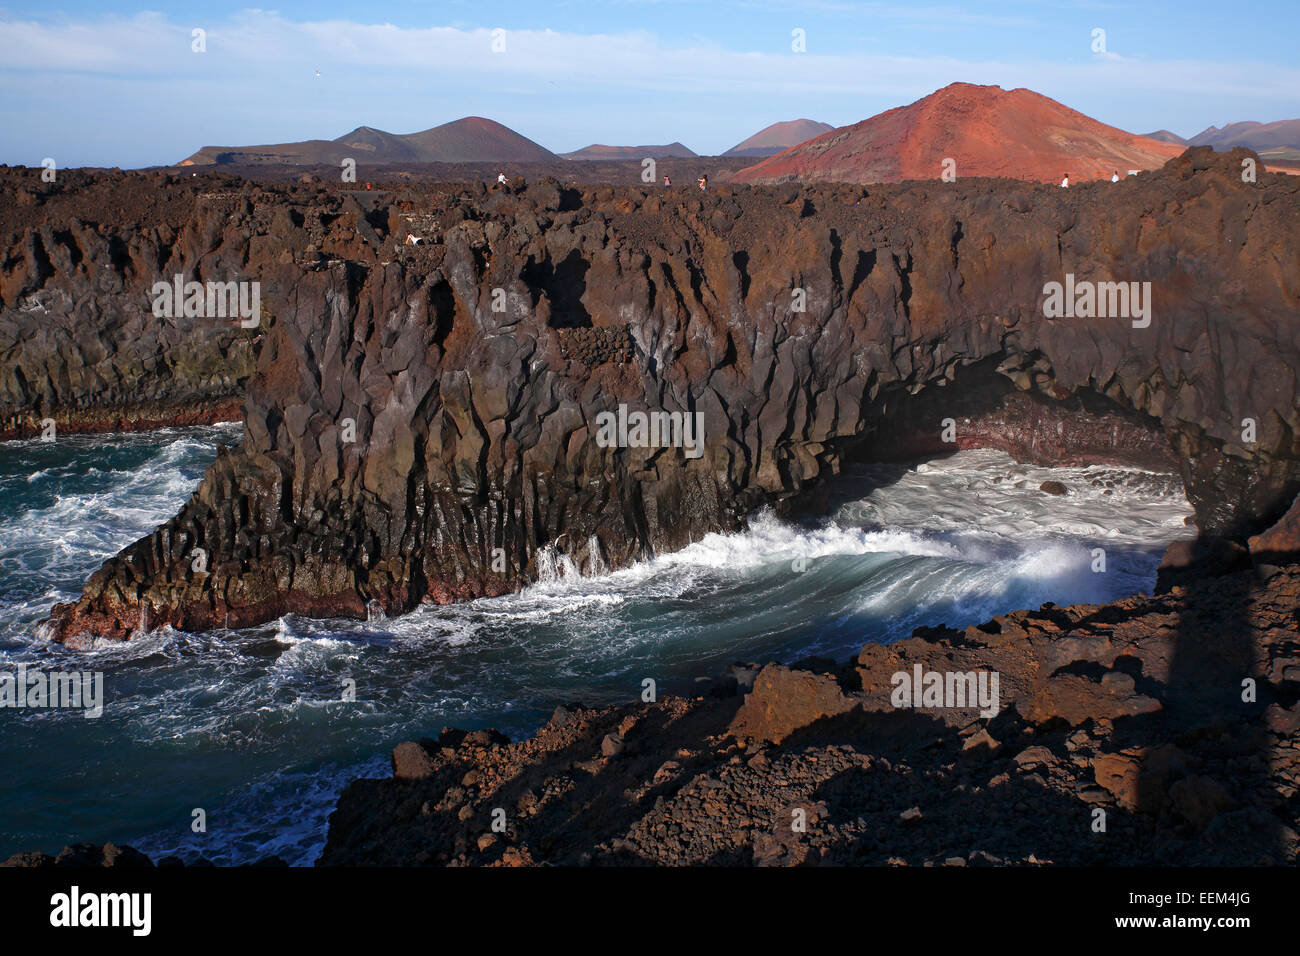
top-left (2, 1), bottom-right (1298, 168)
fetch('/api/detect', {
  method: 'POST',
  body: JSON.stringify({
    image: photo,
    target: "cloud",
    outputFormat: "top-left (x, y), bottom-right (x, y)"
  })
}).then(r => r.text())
top-left (2, 11), bottom-right (1295, 94)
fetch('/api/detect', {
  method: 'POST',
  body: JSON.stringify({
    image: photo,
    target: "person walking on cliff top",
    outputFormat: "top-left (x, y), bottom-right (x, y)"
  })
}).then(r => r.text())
top-left (1111, 170), bottom-right (1120, 182)
top-left (1061, 172), bottom-right (1070, 188)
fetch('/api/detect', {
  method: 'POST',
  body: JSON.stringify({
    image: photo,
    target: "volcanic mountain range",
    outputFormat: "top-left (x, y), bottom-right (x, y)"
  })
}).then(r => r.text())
top-left (180, 82), bottom-right (1299, 183)
top-left (1143, 120), bottom-right (1300, 162)
top-left (180, 116), bottom-right (556, 167)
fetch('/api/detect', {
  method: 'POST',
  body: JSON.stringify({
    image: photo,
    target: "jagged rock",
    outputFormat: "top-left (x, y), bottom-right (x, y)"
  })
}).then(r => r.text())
top-left (392, 741), bottom-right (437, 780)
top-left (1090, 744), bottom-right (1186, 811)
top-left (465, 729), bottom-right (509, 748)
top-left (962, 728), bottom-right (999, 753)
top-left (1024, 670), bottom-right (1162, 727)
top-left (312, 569), bottom-right (1298, 867)
top-left (1249, 492), bottom-right (1300, 563)
top-left (548, 705), bottom-right (578, 729)
top-left (1012, 745), bottom-right (1056, 768)
top-left (20, 151), bottom-right (1300, 642)
top-left (1, 843), bottom-right (154, 867)
top-left (728, 664), bottom-right (855, 744)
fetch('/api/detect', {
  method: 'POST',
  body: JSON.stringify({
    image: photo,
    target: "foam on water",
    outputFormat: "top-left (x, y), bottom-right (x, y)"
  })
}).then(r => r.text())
top-left (0, 432), bottom-right (1194, 865)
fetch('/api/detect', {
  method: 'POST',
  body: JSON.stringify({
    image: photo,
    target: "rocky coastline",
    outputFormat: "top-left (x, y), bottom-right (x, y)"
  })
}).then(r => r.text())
top-left (2, 148), bottom-right (1294, 644)
top-left (318, 563), bottom-right (1300, 866)
top-left (3, 147), bottom-right (1298, 866)
top-left (10, 559), bottom-right (1297, 867)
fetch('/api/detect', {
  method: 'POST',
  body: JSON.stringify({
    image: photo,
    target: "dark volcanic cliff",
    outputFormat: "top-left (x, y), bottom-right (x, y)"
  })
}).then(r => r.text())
top-left (0, 170), bottom-right (269, 438)
top-left (15, 148), bottom-right (1299, 643)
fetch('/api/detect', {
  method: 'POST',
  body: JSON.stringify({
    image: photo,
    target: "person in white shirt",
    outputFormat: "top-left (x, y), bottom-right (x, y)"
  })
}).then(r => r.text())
top-left (497, 172), bottom-right (508, 186)
top-left (1060, 173), bottom-right (1070, 188)
top-left (1111, 170), bottom-right (1120, 182)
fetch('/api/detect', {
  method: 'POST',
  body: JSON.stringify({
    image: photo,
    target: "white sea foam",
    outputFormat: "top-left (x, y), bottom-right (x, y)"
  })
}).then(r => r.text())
top-left (0, 434), bottom-right (1194, 867)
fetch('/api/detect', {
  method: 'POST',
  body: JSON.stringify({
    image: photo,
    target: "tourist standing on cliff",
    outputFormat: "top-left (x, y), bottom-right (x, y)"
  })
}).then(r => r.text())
top-left (664, 175), bottom-right (671, 188)
top-left (1061, 173), bottom-right (1070, 188)
top-left (697, 174), bottom-right (707, 191)
top-left (497, 172), bottom-right (509, 187)
top-left (1112, 170), bottom-right (1120, 182)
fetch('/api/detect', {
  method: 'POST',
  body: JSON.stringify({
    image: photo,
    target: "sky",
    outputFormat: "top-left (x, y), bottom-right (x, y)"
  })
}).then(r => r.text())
top-left (1, 1), bottom-right (1298, 168)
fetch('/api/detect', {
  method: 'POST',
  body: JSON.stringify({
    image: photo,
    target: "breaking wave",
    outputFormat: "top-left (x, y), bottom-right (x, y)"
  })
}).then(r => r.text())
top-left (0, 431), bottom-right (1193, 865)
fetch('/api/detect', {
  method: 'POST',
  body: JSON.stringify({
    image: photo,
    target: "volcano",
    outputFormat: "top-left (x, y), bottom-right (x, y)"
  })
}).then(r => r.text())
top-left (723, 119), bottom-right (835, 158)
top-left (179, 117), bottom-right (555, 166)
top-left (562, 143), bottom-right (697, 160)
top-left (731, 83), bottom-right (1184, 184)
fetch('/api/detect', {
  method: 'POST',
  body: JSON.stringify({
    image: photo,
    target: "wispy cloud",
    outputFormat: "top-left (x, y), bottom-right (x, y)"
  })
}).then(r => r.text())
top-left (3, 11), bottom-right (1295, 94)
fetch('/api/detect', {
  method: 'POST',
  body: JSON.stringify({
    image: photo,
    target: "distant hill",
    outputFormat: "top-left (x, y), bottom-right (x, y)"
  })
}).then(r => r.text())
top-left (562, 143), bottom-right (697, 160)
top-left (732, 83), bottom-right (1184, 185)
top-left (1140, 119), bottom-right (1300, 164)
top-left (179, 117), bottom-right (555, 166)
top-left (1141, 129), bottom-right (1188, 145)
top-left (723, 119), bottom-right (835, 158)
top-left (1186, 119), bottom-right (1300, 152)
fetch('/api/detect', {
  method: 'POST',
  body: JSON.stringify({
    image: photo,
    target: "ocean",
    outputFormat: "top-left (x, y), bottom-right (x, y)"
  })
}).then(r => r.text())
top-left (0, 424), bottom-right (1193, 864)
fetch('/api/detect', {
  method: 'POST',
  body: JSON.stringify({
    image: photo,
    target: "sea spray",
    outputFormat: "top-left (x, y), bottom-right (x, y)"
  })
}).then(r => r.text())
top-left (0, 436), bottom-right (1194, 865)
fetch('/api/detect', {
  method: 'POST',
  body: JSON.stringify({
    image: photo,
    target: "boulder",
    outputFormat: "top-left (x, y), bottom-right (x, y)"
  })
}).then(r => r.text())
top-left (392, 741), bottom-right (437, 780)
top-left (728, 664), bottom-right (855, 744)
top-left (1249, 493), bottom-right (1300, 564)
